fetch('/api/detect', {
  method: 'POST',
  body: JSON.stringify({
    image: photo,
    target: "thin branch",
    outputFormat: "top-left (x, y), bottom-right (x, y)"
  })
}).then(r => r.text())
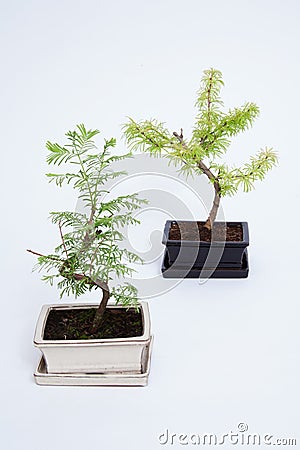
top-left (73, 140), bottom-right (94, 211)
top-left (88, 240), bottom-right (105, 277)
top-left (90, 145), bottom-right (110, 217)
top-left (27, 249), bottom-right (45, 257)
top-left (173, 128), bottom-right (184, 143)
top-left (27, 249), bottom-right (62, 261)
top-left (135, 123), bottom-right (163, 150)
top-left (207, 73), bottom-right (212, 123)
top-left (173, 129), bottom-right (217, 184)
top-left (231, 154), bottom-right (271, 180)
top-left (58, 221), bottom-right (69, 258)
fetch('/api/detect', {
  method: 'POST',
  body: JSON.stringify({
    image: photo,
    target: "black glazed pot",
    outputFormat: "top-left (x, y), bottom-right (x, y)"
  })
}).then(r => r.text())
top-left (161, 220), bottom-right (249, 278)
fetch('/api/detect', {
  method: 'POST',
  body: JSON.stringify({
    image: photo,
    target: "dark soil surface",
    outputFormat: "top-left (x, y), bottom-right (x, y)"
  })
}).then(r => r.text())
top-left (43, 307), bottom-right (143, 340)
top-left (169, 221), bottom-right (243, 242)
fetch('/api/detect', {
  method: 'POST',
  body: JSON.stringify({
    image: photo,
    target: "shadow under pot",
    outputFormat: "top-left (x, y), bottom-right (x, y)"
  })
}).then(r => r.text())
top-left (161, 220), bottom-right (249, 279)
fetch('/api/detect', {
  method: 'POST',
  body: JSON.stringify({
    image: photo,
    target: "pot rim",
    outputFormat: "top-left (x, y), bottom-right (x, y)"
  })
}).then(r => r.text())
top-left (162, 220), bottom-right (249, 247)
top-left (34, 301), bottom-right (151, 347)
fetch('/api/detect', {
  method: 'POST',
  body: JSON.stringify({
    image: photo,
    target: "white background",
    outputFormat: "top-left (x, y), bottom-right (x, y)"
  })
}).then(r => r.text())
top-left (0, 1), bottom-right (299, 449)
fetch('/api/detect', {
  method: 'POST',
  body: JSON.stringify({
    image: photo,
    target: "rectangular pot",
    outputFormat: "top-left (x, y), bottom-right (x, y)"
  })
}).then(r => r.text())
top-left (162, 220), bottom-right (249, 269)
top-left (34, 302), bottom-right (151, 375)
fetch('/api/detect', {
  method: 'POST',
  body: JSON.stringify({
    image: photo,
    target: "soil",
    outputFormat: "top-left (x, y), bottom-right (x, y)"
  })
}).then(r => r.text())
top-left (169, 221), bottom-right (243, 242)
top-left (43, 307), bottom-right (143, 340)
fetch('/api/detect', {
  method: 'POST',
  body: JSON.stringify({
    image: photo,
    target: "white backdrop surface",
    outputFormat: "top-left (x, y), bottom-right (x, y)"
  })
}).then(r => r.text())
top-left (0, 1), bottom-right (299, 449)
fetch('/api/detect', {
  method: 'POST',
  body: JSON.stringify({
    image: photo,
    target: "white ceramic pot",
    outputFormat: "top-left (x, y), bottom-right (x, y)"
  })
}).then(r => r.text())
top-left (34, 302), bottom-right (151, 374)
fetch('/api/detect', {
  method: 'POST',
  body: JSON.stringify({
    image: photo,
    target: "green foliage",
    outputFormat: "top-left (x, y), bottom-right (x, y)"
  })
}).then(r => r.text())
top-left (124, 118), bottom-right (172, 156)
top-left (111, 283), bottom-right (139, 308)
top-left (123, 68), bottom-right (278, 201)
top-left (31, 124), bottom-right (146, 308)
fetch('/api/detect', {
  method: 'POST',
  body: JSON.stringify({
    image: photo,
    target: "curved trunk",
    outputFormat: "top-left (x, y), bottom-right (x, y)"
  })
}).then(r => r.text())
top-left (69, 271), bottom-right (111, 334)
top-left (197, 161), bottom-right (221, 231)
top-left (171, 131), bottom-right (222, 232)
top-left (204, 182), bottom-right (221, 230)
top-left (90, 279), bottom-right (110, 334)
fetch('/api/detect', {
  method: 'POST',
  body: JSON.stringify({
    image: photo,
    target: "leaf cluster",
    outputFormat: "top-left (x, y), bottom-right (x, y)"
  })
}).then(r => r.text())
top-left (123, 68), bottom-right (277, 197)
top-left (33, 124), bottom-right (145, 307)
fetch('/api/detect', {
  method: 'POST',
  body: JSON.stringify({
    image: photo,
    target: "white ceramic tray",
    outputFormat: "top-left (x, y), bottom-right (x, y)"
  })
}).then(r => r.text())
top-left (34, 336), bottom-right (153, 387)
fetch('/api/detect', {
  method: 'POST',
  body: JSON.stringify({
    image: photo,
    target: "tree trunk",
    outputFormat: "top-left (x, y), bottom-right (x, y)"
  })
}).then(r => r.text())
top-left (204, 182), bottom-right (221, 230)
top-left (171, 131), bottom-right (222, 232)
top-left (86, 278), bottom-right (110, 334)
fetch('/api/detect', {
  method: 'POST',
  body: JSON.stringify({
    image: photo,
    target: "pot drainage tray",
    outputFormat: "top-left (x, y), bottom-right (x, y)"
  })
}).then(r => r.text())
top-left (162, 250), bottom-right (249, 278)
top-left (34, 336), bottom-right (153, 387)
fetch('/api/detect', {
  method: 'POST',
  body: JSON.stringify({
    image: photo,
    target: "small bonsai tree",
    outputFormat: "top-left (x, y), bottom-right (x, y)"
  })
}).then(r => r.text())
top-left (123, 68), bottom-right (277, 231)
top-left (28, 124), bottom-right (146, 335)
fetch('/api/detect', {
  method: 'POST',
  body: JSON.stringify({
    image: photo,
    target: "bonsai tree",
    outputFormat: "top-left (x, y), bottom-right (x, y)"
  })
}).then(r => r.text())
top-left (28, 124), bottom-right (146, 335)
top-left (123, 68), bottom-right (277, 231)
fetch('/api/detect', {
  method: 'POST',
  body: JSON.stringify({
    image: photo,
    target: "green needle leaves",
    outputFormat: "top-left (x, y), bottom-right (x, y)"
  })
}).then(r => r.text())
top-left (123, 68), bottom-right (278, 226)
top-left (32, 124), bottom-right (145, 308)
